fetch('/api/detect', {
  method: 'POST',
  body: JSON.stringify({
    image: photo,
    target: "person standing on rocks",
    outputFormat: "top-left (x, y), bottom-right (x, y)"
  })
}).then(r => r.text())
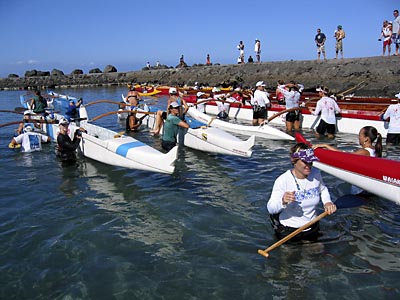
top-left (254, 39), bottom-right (261, 63)
top-left (206, 54), bottom-right (211, 65)
top-left (315, 28), bottom-right (327, 60)
top-left (379, 21), bottom-right (392, 56)
top-left (237, 41), bottom-right (245, 64)
top-left (334, 25), bottom-right (345, 59)
top-left (392, 10), bottom-right (400, 56)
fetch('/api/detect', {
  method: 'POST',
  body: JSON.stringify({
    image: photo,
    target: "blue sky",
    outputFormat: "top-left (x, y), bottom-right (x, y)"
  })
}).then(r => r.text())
top-left (0, 0), bottom-right (397, 77)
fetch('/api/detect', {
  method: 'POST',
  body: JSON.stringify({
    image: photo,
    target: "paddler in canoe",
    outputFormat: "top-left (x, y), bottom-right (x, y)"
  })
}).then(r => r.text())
top-left (150, 87), bottom-right (189, 135)
top-left (267, 142), bottom-right (337, 242)
top-left (125, 85), bottom-right (142, 132)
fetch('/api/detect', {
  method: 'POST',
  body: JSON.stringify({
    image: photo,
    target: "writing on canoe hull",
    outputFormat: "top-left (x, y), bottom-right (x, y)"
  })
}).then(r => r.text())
top-left (383, 176), bottom-right (400, 186)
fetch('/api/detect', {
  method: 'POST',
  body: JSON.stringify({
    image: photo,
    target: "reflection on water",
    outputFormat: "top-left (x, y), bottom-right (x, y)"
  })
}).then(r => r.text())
top-left (1, 89), bottom-right (399, 299)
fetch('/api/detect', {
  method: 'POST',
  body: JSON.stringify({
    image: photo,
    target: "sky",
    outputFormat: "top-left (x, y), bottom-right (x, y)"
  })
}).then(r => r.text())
top-left (0, 0), bottom-right (398, 78)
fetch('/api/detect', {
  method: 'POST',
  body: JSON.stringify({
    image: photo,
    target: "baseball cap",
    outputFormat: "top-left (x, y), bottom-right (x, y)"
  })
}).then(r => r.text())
top-left (316, 86), bottom-right (329, 94)
top-left (395, 92), bottom-right (400, 99)
top-left (169, 102), bottom-right (180, 109)
top-left (23, 124), bottom-right (33, 132)
top-left (169, 87), bottom-right (177, 94)
top-left (59, 117), bottom-right (70, 126)
top-left (291, 148), bottom-right (319, 163)
top-left (256, 81), bottom-right (266, 87)
top-left (197, 92), bottom-right (205, 97)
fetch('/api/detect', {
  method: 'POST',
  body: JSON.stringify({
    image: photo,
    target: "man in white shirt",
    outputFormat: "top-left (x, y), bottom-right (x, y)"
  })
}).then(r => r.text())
top-left (392, 10), bottom-right (400, 56)
top-left (251, 81), bottom-right (271, 125)
top-left (9, 124), bottom-right (50, 152)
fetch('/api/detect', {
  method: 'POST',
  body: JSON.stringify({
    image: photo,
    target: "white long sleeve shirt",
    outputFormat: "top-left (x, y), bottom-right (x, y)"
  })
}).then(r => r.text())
top-left (267, 168), bottom-right (332, 228)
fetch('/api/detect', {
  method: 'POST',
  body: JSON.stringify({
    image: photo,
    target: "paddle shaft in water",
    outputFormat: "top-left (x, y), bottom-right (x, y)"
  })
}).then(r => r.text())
top-left (91, 110), bottom-right (155, 122)
top-left (257, 194), bottom-right (366, 258)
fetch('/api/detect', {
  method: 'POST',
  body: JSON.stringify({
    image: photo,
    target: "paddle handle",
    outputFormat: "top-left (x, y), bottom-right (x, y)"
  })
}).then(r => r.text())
top-left (258, 210), bottom-right (328, 258)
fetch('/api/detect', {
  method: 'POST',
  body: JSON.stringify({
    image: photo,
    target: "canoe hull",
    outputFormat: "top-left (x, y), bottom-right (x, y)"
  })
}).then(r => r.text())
top-left (139, 108), bottom-right (254, 157)
top-left (296, 133), bottom-right (400, 204)
top-left (187, 101), bottom-right (389, 138)
top-left (186, 107), bottom-right (294, 141)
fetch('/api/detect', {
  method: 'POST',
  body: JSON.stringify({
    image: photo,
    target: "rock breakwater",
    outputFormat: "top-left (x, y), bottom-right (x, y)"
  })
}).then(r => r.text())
top-left (1, 56), bottom-right (399, 97)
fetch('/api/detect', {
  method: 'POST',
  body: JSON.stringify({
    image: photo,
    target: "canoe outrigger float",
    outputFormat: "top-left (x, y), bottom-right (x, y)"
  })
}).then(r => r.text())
top-left (296, 133), bottom-right (400, 205)
top-left (136, 106), bottom-right (255, 157)
top-left (186, 107), bottom-right (294, 141)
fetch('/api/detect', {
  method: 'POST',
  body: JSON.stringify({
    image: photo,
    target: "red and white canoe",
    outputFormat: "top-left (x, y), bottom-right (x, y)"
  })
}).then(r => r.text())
top-left (296, 133), bottom-right (400, 205)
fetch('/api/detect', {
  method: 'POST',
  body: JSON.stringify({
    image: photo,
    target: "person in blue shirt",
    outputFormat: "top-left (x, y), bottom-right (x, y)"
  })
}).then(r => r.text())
top-left (65, 98), bottom-right (83, 121)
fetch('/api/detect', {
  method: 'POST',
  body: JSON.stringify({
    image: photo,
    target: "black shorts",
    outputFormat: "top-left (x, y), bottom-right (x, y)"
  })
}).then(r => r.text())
top-left (253, 107), bottom-right (267, 119)
top-left (161, 140), bottom-right (176, 152)
top-left (270, 214), bottom-right (320, 242)
top-left (161, 111), bottom-right (167, 120)
top-left (316, 119), bottom-right (336, 135)
top-left (286, 110), bottom-right (301, 122)
top-left (386, 133), bottom-right (400, 145)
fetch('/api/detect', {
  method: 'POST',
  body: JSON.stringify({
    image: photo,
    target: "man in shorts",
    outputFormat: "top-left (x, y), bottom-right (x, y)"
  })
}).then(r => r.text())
top-left (315, 28), bottom-right (326, 60)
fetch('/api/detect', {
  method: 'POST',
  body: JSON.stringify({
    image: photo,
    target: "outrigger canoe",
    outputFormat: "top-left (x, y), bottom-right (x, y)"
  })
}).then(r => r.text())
top-left (296, 133), bottom-right (400, 205)
top-left (183, 98), bottom-right (390, 138)
top-left (40, 106), bottom-right (177, 174)
top-left (77, 106), bottom-right (177, 174)
top-left (186, 107), bottom-right (294, 141)
top-left (137, 106), bottom-right (255, 157)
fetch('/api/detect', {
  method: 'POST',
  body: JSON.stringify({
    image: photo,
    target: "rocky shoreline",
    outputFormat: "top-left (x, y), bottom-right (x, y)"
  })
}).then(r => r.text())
top-left (1, 56), bottom-right (399, 97)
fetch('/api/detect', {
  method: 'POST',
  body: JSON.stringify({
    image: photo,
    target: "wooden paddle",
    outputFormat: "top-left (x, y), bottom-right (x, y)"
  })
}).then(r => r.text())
top-left (91, 110), bottom-right (155, 122)
top-left (257, 194), bottom-right (367, 258)
top-left (267, 107), bottom-right (302, 123)
top-left (0, 120), bottom-right (23, 128)
top-left (0, 110), bottom-right (24, 115)
top-left (85, 100), bottom-right (124, 107)
top-left (336, 80), bottom-right (367, 98)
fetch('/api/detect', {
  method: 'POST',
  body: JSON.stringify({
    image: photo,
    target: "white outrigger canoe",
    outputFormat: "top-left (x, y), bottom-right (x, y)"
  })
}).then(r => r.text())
top-left (137, 106), bottom-right (255, 157)
top-left (41, 106), bottom-right (177, 174)
top-left (186, 107), bottom-right (294, 141)
top-left (191, 101), bottom-right (389, 138)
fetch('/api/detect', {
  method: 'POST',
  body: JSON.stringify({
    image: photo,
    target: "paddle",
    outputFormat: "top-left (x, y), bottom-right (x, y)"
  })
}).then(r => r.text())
top-left (335, 80), bottom-right (367, 98)
top-left (85, 99), bottom-right (157, 108)
top-left (91, 110), bottom-right (155, 122)
top-left (0, 110), bottom-right (24, 115)
top-left (267, 107), bottom-right (302, 123)
top-left (0, 121), bottom-right (23, 128)
top-left (257, 194), bottom-right (367, 258)
top-left (85, 100), bottom-right (124, 107)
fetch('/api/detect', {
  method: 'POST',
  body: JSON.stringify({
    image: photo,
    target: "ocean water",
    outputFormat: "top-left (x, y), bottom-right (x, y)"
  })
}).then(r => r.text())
top-left (0, 87), bottom-right (399, 300)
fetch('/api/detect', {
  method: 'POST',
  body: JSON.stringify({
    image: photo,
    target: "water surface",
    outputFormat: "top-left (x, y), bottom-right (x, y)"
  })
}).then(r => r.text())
top-left (1, 87), bottom-right (399, 300)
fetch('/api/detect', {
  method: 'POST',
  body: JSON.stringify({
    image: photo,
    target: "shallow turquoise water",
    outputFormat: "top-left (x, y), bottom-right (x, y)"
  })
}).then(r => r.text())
top-left (0, 87), bottom-right (399, 300)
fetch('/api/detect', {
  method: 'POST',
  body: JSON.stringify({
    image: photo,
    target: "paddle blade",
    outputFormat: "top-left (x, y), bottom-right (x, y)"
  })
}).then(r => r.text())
top-left (334, 194), bottom-right (367, 209)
